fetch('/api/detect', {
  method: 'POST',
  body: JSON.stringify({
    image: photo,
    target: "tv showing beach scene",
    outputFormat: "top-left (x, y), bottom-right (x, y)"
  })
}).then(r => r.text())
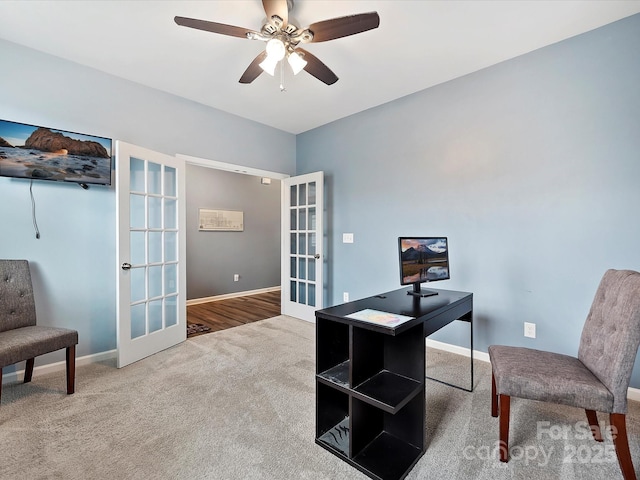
top-left (0, 119), bottom-right (112, 185)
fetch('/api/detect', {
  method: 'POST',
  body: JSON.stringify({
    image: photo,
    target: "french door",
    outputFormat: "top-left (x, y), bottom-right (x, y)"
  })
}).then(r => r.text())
top-left (115, 141), bottom-right (186, 368)
top-left (281, 171), bottom-right (324, 321)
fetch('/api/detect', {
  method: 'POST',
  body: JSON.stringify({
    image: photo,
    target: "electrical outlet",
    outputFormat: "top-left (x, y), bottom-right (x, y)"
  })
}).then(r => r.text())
top-left (233, 274), bottom-right (240, 282)
top-left (524, 322), bottom-right (536, 338)
top-left (343, 292), bottom-right (349, 302)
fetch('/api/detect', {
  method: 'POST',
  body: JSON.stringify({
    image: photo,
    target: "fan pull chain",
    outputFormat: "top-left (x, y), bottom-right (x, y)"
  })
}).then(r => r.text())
top-left (279, 59), bottom-right (286, 92)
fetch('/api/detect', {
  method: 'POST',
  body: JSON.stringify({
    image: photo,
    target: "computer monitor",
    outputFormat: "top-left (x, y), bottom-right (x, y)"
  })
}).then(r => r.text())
top-left (398, 237), bottom-right (450, 297)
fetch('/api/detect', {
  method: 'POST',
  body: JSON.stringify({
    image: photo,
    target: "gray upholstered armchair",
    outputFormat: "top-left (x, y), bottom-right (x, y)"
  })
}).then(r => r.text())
top-left (0, 260), bottom-right (79, 403)
top-left (489, 269), bottom-right (640, 480)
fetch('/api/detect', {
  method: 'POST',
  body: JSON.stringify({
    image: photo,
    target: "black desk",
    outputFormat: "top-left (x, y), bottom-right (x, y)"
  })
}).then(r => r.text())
top-left (315, 287), bottom-right (473, 480)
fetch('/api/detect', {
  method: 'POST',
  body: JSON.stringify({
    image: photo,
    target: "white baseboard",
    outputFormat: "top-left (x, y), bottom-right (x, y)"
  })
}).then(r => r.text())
top-left (426, 338), bottom-right (490, 363)
top-left (426, 339), bottom-right (640, 403)
top-left (1, 349), bottom-right (116, 385)
top-left (187, 286), bottom-right (281, 306)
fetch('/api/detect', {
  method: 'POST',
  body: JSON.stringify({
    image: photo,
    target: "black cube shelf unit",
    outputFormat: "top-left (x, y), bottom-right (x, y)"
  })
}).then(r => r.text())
top-left (315, 287), bottom-right (474, 480)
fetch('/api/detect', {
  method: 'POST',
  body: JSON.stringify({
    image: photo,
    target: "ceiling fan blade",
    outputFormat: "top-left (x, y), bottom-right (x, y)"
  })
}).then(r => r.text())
top-left (297, 48), bottom-right (338, 85)
top-left (307, 12), bottom-right (380, 43)
top-left (174, 16), bottom-right (258, 39)
top-left (262, 0), bottom-right (288, 28)
top-left (239, 51), bottom-right (268, 84)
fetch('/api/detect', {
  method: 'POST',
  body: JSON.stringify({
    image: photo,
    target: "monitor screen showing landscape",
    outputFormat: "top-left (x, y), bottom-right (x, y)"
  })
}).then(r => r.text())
top-left (0, 119), bottom-right (112, 185)
top-left (399, 237), bottom-right (450, 285)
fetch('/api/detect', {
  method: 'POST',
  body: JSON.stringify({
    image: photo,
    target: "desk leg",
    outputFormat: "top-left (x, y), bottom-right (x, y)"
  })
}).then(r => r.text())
top-left (426, 314), bottom-right (474, 392)
top-left (470, 314), bottom-right (474, 392)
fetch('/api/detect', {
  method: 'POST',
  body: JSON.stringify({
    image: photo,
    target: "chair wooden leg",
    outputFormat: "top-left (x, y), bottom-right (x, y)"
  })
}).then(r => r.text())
top-left (611, 413), bottom-right (636, 480)
top-left (24, 358), bottom-right (35, 383)
top-left (585, 409), bottom-right (603, 442)
top-left (66, 345), bottom-right (76, 395)
top-left (491, 372), bottom-right (498, 417)
top-left (499, 394), bottom-right (510, 462)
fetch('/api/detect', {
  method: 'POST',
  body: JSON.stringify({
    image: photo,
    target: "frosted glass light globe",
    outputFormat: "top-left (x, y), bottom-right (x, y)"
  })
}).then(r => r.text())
top-left (265, 38), bottom-right (286, 61)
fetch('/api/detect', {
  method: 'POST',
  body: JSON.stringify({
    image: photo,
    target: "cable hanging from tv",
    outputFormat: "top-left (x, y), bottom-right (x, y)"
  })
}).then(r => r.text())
top-left (29, 180), bottom-right (41, 240)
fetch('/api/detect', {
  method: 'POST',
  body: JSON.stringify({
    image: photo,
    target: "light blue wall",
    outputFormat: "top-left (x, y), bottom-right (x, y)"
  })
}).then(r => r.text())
top-left (0, 38), bottom-right (295, 371)
top-left (297, 15), bottom-right (640, 386)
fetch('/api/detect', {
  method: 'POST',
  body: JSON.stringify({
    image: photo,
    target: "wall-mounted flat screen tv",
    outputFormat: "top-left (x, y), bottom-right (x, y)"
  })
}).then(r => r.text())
top-left (398, 236), bottom-right (450, 297)
top-left (0, 119), bottom-right (112, 186)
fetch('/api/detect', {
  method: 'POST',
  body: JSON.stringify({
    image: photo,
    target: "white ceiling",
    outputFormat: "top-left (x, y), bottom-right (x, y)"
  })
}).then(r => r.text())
top-left (1, 1), bottom-right (639, 134)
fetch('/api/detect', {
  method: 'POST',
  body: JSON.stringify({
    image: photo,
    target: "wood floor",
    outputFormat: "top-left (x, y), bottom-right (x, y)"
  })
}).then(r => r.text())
top-left (187, 290), bottom-right (281, 338)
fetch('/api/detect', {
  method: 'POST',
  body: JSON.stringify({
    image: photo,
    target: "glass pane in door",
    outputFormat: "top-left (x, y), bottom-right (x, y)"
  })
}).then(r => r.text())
top-left (165, 295), bottom-right (178, 327)
top-left (130, 158), bottom-right (145, 192)
top-left (131, 267), bottom-right (145, 303)
top-left (131, 303), bottom-right (146, 339)
top-left (130, 194), bottom-right (145, 228)
top-left (308, 182), bottom-right (316, 204)
top-left (148, 265), bottom-right (162, 298)
top-left (165, 232), bottom-right (177, 262)
top-left (148, 197), bottom-right (162, 229)
top-left (148, 232), bottom-right (162, 264)
top-left (308, 284), bottom-right (316, 307)
top-left (148, 299), bottom-right (163, 333)
top-left (130, 231), bottom-right (145, 265)
top-left (164, 166), bottom-right (176, 196)
top-left (148, 162), bottom-right (162, 194)
top-left (165, 264), bottom-right (177, 295)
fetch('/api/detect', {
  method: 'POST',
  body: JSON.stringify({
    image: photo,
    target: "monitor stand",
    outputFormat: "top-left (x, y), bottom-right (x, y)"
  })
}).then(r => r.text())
top-left (407, 282), bottom-right (439, 298)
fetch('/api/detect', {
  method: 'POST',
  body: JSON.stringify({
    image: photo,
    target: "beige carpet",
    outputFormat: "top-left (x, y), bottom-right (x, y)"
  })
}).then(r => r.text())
top-left (1, 315), bottom-right (638, 479)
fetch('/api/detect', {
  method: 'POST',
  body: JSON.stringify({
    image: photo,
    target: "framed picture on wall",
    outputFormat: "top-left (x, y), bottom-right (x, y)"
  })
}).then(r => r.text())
top-left (198, 208), bottom-right (244, 231)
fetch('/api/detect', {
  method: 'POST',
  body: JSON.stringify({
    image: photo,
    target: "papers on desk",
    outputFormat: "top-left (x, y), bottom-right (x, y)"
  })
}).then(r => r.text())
top-left (345, 309), bottom-right (415, 327)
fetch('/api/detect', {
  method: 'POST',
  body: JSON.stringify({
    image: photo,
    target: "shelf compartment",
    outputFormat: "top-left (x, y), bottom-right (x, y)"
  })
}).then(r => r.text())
top-left (353, 432), bottom-right (423, 480)
top-left (316, 417), bottom-right (349, 457)
top-left (351, 323), bottom-right (424, 388)
top-left (317, 360), bottom-right (350, 389)
top-left (316, 318), bottom-right (349, 373)
top-left (353, 370), bottom-right (422, 413)
top-left (317, 382), bottom-right (349, 443)
top-left (351, 393), bottom-right (425, 480)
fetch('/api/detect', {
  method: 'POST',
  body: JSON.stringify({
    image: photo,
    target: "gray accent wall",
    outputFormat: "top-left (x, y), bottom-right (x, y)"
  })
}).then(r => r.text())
top-left (0, 38), bottom-right (295, 370)
top-left (186, 165), bottom-right (281, 300)
top-left (296, 15), bottom-right (640, 386)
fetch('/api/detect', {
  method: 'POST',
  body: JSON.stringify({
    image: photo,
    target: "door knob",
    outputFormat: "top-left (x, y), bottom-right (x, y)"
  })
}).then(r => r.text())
top-left (121, 262), bottom-right (132, 271)
top-left (314, 254), bottom-right (320, 259)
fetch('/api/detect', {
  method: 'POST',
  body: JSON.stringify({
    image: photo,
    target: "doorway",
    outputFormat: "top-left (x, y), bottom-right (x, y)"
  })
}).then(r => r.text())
top-left (180, 154), bottom-right (287, 332)
top-left (178, 154), bottom-right (324, 327)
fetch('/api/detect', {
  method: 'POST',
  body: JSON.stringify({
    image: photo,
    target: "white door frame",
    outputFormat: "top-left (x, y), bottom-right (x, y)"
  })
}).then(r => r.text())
top-left (176, 154), bottom-right (290, 181)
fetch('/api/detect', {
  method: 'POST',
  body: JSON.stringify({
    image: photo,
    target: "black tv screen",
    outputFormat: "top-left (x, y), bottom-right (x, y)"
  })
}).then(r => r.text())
top-left (399, 237), bottom-right (450, 297)
top-left (0, 119), bottom-right (112, 186)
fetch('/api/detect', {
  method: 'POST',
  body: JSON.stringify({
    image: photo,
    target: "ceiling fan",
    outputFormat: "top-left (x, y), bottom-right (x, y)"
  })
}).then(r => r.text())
top-left (174, 0), bottom-right (380, 86)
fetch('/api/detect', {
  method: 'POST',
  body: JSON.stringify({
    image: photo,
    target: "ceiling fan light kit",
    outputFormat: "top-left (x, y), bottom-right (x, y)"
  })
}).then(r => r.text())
top-left (174, 0), bottom-right (380, 87)
top-left (259, 38), bottom-right (286, 75)
top-left (287, 51), bottom-right (307, 75)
